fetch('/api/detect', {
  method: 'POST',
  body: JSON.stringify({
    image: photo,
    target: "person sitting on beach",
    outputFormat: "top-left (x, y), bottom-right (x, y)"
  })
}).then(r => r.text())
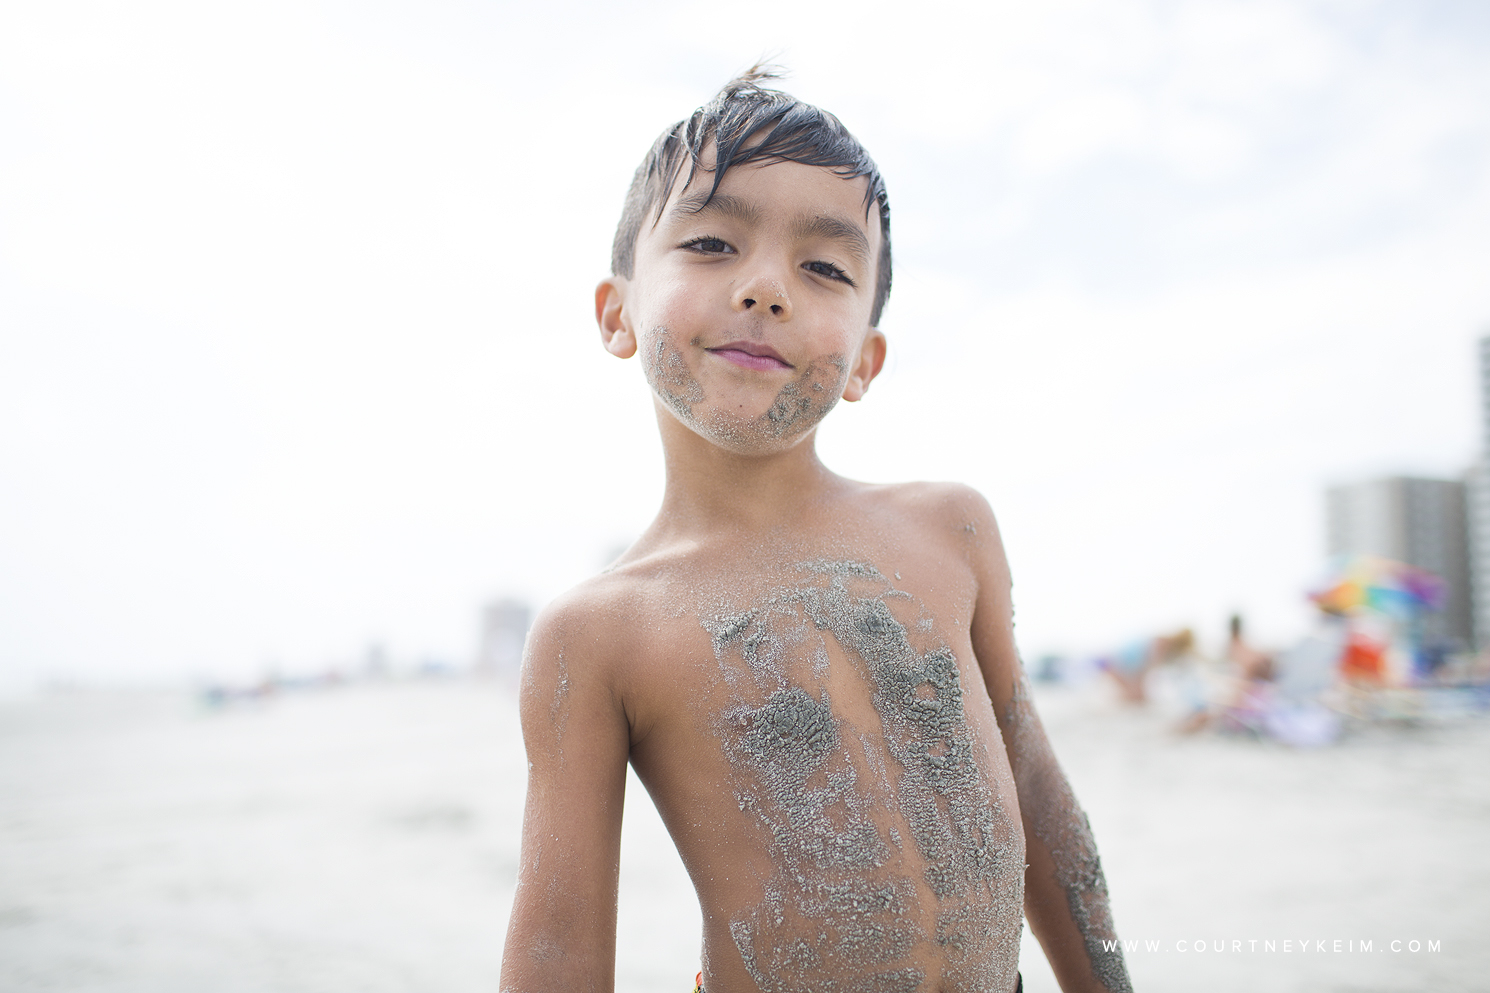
top-left (1212, 613), bottom-right (1280, 735)
top-left (1175, 615), bottom-right (1272, 734)
top-left (1097, 628), bottom-right (1194, 705)
top-left (499, 68), bottom-right (1131, 993)
top-left (1225, 614), bottom-right (1273, 684)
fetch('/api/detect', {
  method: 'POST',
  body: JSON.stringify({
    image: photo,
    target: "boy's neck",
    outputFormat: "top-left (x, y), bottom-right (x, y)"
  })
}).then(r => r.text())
top-left (652, 409), bottom-right (842, 536)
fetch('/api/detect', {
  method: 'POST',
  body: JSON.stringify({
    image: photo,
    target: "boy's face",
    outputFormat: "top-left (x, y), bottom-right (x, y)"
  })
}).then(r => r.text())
top-left (597, 150), bottom-right (887, 456)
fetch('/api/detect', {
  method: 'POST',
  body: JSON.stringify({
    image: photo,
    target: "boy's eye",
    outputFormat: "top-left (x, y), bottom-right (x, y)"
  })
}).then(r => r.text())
top-left (681, 236), bottom-right (733, 255)
top-left (805, 260), bottom-right (855, 286)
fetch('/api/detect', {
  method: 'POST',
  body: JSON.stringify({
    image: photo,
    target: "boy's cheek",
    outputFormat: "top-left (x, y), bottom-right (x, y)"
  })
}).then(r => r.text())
top-left (639, 328), bottom-right (707, 416)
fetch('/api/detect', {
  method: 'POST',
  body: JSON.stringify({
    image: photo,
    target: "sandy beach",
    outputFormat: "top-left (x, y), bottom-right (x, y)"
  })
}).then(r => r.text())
top-left (1, 676), bottom-right (1484, 992)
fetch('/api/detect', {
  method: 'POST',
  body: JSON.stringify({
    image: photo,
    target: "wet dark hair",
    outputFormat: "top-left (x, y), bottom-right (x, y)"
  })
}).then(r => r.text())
top-left (610, 66), bottom-right (893, 326)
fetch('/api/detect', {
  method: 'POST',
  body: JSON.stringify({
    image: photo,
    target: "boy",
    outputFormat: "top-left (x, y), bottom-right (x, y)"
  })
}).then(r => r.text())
top-left (500, 69), bottom-right (1131, 993)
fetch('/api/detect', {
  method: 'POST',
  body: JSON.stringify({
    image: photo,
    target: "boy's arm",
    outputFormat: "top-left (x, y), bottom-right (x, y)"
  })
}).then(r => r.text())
top-left (958, 491), bottom-right (1134, 993)
top-left (500, 597), bottom-right (632, 993)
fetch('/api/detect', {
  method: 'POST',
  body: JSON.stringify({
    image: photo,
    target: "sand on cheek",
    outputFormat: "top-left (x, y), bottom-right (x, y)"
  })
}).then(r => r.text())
top-left (642, 330), bottom-right (705, 421)
top-left (640, 329), bottom-right (850, 449)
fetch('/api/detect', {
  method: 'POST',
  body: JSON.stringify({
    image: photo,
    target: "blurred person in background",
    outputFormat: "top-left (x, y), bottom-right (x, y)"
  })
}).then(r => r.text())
top-left (1176, 614), bottom-right (1276, 734)
top-left (1096, 628), bottom-right (1194, 704)
top-left (1225, 613), bottom-right (1274, 683)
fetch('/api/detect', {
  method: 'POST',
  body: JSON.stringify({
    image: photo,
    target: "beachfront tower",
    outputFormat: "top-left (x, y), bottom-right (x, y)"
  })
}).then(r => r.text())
top-left (477, 598), bottom-right (531, 675)
top-left (1326, 476), bottom-right (1472, 650)
top-left (1468, 335), bottom-right (1490, 650)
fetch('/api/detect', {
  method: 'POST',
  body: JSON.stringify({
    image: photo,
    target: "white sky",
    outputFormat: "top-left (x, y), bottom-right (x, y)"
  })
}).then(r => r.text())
top-left (2, 0), bottom-right (1488, 688)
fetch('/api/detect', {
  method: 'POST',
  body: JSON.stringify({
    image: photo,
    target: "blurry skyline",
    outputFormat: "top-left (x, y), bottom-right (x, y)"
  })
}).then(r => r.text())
top-left (2, 0), bottom-right (1488, 689)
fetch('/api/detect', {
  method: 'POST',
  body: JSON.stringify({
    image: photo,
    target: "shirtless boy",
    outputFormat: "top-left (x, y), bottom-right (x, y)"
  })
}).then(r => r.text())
top-left (499, 69), bottom-right (1132, 993)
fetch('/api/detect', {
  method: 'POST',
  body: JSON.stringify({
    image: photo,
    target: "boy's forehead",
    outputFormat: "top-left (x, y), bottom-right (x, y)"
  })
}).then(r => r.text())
top-left (656, 154), bottom-right (879, 244)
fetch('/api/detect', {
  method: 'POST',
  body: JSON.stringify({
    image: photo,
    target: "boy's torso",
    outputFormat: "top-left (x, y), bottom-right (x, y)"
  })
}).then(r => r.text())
top-left (577, 481), bottom-right (1027, 993)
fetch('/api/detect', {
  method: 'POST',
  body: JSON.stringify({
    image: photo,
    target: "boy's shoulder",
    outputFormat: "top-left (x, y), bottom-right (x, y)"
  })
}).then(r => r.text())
top-left (863, 478), bottom-right (997, 527)
top-left (842, 479), bottom-right (1003, 556)
top-left (519, 543), bottom-right (708, 698)
top-left (521, 563), bottom-right (659, 672)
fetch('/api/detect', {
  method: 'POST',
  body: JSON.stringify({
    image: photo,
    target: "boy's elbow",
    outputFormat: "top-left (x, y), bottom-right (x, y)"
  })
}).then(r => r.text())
top-left (502, 894), bottom-right (615, 992)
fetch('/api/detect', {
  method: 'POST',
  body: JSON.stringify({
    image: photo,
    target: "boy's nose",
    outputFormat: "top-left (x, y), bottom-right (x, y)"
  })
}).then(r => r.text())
top-left (734, 276), bottom-right (791, 320)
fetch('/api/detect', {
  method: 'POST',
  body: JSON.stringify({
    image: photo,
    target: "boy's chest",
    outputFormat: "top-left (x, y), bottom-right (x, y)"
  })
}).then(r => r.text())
top-left (624, 542), bottom-right (988, 754)
top-left (622, 536), bottom-right (1024, 932)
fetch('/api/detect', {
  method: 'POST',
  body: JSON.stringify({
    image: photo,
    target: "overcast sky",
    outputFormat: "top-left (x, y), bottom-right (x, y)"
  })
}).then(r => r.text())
top-left (2, 0), bottom-right (1488, 690)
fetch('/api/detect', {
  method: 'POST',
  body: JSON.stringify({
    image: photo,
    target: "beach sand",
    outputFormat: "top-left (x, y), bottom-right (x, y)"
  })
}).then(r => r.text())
top-left (0, 677), bottom-right (1484, 992)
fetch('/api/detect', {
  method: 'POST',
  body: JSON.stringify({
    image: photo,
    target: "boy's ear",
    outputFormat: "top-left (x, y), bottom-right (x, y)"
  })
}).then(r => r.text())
top-left (841, 328), bottom-right (887, 402)
top-left (595, 277), bottom-right (637, 359)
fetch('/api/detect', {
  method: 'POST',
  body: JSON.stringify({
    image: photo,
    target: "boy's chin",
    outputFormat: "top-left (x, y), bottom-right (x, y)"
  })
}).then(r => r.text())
top-left (662, 398), bottom-right (839, 457)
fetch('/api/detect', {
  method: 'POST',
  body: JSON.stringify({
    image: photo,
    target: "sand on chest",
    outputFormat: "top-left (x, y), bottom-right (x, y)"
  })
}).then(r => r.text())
top-left (700, 560), bottom-right (1025, 993)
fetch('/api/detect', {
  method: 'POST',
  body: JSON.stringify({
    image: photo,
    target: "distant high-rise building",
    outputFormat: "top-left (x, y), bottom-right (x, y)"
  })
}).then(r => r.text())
top-left (478, 598), bottom-right (532, 674)
top-left (1479, 337), bottom-right (1490, 448)
top-left (1469, 335), bottom-right (1490, 650)
top-left (1467, 462), bottom-right (1490, 650)
top-left (1326, 476), bottom-right (1472, 648)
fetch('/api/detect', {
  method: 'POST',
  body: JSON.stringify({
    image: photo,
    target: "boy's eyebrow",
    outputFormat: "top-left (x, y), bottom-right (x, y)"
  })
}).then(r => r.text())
top-left (669, 192), bottom-right (761, 224)
top-left (793, 212), bottom-right (871, 268)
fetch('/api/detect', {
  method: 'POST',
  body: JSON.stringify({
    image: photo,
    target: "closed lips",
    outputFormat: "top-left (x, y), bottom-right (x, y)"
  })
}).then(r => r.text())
top-left (708, 342), bottom-right (792, 370)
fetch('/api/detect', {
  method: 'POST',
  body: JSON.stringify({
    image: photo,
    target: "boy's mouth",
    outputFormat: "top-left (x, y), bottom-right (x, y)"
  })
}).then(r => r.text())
top-left (707, 341), bottom-right (794, 371)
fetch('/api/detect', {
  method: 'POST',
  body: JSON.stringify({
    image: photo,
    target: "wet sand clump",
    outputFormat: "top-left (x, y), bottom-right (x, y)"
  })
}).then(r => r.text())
top-left (706, 561), bottom-right (1024, 991)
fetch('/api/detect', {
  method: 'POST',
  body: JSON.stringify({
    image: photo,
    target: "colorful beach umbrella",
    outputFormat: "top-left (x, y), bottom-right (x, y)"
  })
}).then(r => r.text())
top-left (1309, 556), bottom-right (1446, 618)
